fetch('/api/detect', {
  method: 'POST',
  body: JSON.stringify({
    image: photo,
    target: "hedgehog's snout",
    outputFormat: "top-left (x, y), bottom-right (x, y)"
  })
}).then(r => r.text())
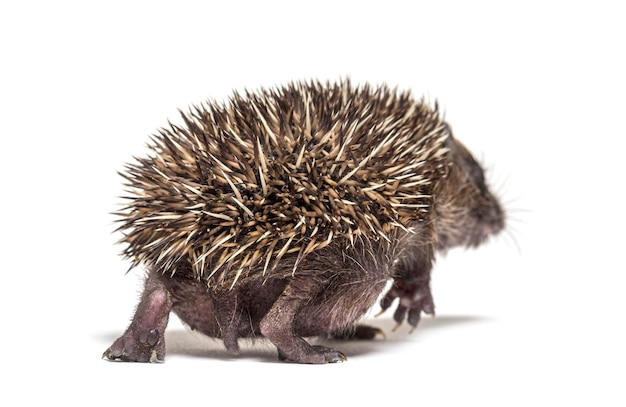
top-left (480, 212), bottom-right (504, 239)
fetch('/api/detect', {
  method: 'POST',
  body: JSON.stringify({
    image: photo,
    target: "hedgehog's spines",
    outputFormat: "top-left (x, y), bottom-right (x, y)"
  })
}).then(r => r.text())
top-left (117, 79), bottom-right (451, 287)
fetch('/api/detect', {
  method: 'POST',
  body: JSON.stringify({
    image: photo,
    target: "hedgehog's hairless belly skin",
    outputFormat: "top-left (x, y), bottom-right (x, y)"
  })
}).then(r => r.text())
top-left (102, 80), bottom-right (504, 364)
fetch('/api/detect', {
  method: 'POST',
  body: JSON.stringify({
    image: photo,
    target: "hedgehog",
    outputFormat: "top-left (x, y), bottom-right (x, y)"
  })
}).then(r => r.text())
top-left (102, 79), bottom-right (505, 364)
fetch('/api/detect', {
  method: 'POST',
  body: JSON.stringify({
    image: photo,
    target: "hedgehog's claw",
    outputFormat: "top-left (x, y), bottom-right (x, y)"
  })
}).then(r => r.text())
top-left (380, 276), bottom-right (435, 333)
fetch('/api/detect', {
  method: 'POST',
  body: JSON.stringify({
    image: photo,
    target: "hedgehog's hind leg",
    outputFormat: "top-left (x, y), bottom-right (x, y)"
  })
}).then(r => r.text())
top-left (259, 278), bottom-right (347, 364)
top-left (103, 270), bottom-right (172, 363)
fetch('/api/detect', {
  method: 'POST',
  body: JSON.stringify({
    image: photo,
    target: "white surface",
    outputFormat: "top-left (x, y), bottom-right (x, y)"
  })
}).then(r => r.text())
top-left (1, 1), bottom-right (624, 405)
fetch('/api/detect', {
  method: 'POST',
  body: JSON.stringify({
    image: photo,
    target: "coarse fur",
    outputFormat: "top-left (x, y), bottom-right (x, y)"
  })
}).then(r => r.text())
top-left (103, 79), bottom-right (505, 364)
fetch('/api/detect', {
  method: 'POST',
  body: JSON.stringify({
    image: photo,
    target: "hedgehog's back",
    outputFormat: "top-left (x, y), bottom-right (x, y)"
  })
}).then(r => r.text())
top-left (118, 80), bottom-right (450, 286)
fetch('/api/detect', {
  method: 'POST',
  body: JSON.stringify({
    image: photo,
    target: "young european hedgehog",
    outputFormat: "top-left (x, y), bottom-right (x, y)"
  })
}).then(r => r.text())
top-left (103, 79), bottom-right (505, 364)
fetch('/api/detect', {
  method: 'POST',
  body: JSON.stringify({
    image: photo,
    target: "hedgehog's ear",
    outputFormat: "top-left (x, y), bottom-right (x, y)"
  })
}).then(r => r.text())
top-left (442, 123), bottom-right (455, 148)
top-left (443, 130), bottom-right (488, 188)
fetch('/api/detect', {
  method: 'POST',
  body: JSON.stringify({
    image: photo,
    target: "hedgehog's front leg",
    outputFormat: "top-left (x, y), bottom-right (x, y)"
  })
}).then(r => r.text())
top-left (259, 277), bottom-right (347, 364)
top-left (103, 271), bottom-right (172, 362)
top-left (378, 240), bottom-right (436, 331)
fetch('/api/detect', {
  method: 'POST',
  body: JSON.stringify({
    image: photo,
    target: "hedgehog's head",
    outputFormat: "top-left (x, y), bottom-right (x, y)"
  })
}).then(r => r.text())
top-left (433, 132), bottom-right (505, 251)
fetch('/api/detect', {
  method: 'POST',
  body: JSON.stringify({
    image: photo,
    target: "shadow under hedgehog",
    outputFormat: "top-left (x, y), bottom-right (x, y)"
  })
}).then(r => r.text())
top-left (103, 79), bottom-right (505, 364)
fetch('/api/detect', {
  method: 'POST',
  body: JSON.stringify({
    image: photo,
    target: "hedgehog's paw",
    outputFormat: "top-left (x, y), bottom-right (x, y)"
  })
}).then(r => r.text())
top-left (331, 324), bottom-right (385, 340)
top-left (378, 278), bottom-right (435, 332)
top-left (353, 324), bottom-right (386, 340)
top-left (277, 344), bottom-right (347, 364)
top-left (102, 328), bottom-right (165, 363)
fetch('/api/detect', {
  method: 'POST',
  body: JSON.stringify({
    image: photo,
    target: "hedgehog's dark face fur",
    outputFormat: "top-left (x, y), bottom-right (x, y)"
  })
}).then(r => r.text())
top-left (433, 135), bottom-right (505, 251)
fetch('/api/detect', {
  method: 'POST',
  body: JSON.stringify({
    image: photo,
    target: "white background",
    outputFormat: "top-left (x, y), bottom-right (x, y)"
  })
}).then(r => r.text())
top-left (2, 1), bottom-right (624, 405)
